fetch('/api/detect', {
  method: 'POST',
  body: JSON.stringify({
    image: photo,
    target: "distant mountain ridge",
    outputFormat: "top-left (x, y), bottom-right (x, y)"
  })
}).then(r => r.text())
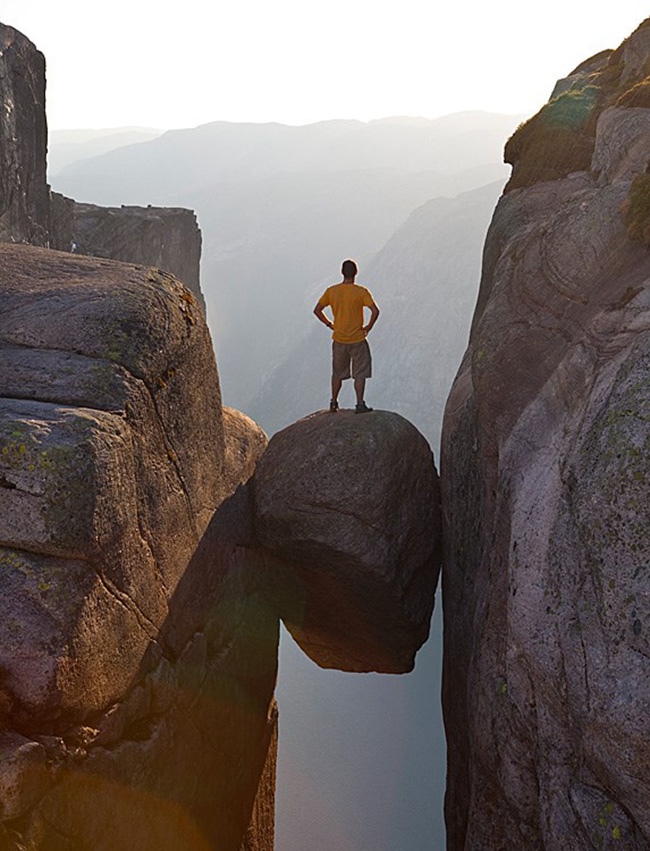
top-left (52, 112), bottom-right (522, 205)
top-left (48, 127), bottom-right (162, 176)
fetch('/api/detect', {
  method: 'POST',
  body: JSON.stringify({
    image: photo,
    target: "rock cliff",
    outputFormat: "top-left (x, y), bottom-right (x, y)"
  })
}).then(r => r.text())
top-left (0, 245), bottom-right (277, 850)
top-left (442, 18), bottom-right (650, 850)
top-left (0, 26), bottom-right (50, 246)
top-left (71, 203), bottom-right (205, 310)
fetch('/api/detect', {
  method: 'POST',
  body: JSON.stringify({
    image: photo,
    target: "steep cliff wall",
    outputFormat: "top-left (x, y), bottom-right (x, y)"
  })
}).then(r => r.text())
top-left (442, 18), bottom-right (650, 851)
top-left (0, 26), bottom-right (50, 245)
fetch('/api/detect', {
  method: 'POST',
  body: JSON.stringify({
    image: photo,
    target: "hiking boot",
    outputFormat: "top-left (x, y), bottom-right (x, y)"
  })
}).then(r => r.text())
top-left (329, 399), bottom-right (339, 412)
top-left (355, 401), bottom-right (373, 414)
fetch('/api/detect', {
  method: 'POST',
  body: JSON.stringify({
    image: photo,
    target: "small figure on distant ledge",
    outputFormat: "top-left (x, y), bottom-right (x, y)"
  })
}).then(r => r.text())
top-left (313, 259), bottom-right (380, 414)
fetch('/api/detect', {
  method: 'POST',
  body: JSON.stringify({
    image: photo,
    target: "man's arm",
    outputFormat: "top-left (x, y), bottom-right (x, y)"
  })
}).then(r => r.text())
top-left (363, 303), bottom-right (380, 335)
top-left (314, 302), bottom-right (334, 330)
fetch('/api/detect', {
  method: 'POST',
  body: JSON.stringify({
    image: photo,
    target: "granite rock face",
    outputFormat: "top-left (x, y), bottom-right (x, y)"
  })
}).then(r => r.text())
top-left (0, 26), bottom-right (50, 246)
top-left (255, 410), bottom-right (441, 673)
top-left (591, 106), bottom-right (650, 185)
top-left (240, 704), bottom-right (278, 851)
top-left (442, 19), bottom-right (650, 851)
top-left (0, 244), bottom-right (277, 850)
top-left (72, 203), bottom-right (205, 309)
top-left (549, 49), bottom-right (613, 100)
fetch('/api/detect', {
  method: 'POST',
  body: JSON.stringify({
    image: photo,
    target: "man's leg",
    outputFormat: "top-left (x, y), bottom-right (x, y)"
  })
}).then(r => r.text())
top-left (352, 341), bottom-right (373, 413)
top-left (331, 343), bottom-right (351, 410)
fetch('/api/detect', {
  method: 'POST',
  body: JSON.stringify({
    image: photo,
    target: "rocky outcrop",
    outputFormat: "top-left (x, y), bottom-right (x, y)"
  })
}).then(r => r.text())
top-left (504, 18), bottom-right (650, 193)
top-left (0, 26), bottom-right (50, 245)
top-left (442, 18), bottom-right (650, 851)
top-left (48, 191), bottom-right (75, 251)
top-left (0, 244), bottom-right (276, 850)
top-left (591, 106), bottom-right (650, 184)
top-left (72, 203), bottom-right (205, 310)
top-left (255, 410), bottom-right (441, 673)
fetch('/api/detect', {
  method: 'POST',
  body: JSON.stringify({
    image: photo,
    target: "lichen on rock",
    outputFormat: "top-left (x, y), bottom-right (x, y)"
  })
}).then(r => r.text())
top-left (0, 244), bottom-right (276, 850)
top-left (442, 15), bottom-right (650, 850)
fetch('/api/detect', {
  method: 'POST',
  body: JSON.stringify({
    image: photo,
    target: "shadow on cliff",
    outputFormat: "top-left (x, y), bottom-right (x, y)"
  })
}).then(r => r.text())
top-left (2, 481), bottom-right (280, 851)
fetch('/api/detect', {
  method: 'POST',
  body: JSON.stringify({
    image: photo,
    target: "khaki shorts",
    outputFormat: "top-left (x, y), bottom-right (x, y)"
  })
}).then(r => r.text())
top-left (332, 340), bottom-right (372, 380)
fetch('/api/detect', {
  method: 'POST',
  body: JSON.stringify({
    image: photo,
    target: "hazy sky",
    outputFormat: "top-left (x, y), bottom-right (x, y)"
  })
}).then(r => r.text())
top-left (2, 1), bottom-right (647, 129)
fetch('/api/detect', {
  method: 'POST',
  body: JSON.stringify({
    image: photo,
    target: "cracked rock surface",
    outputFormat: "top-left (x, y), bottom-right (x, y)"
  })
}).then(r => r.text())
top-left (254, 409), bottom-right (441, 673)
top-left (0, 244), bottom-right (277, 850)
top-left (442, 20), bottom-right (650, 851)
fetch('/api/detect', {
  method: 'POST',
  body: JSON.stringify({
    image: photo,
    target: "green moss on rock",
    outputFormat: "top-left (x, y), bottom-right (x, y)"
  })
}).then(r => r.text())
top-left (503, 29), bottom-right (650, 193)
top-left (505, 86), bottom-right (605, 191)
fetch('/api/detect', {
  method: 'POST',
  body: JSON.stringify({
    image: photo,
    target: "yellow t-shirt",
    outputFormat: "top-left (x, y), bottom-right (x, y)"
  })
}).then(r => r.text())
top-left (318, 282), bottom-right (376, 344)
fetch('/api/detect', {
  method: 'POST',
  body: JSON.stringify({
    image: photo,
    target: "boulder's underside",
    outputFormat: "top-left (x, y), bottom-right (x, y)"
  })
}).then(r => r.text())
top-left (255, 410), bottom-right (441, 674)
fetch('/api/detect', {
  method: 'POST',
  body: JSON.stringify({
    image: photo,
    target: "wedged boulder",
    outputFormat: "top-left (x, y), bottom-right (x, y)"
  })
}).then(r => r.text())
top-left (254, 410), bottom-right (441, 673)
top-left (0, 244), bottom-right (278, 850)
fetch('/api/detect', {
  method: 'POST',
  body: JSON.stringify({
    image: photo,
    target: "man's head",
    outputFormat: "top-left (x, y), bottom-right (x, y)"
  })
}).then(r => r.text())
top-left (341, 259), bottom-right (358, 280)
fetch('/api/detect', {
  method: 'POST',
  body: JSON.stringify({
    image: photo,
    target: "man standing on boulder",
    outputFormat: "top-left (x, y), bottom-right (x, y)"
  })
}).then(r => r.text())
top-left (313, 259), bottom-right (380, 414)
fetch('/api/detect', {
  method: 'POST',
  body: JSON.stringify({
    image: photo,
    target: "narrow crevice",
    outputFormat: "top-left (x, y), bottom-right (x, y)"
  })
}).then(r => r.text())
top-left (0, 538), bottom-right (163, 643)
top-left (0, 392), bottom-right (126, 417)
top-left (0, 538), bottom-right (90, 562)
top-left (0, 339), bottom-right (146, 380)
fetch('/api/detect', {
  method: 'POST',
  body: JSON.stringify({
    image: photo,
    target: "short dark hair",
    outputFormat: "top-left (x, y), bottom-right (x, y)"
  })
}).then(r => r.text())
top-left (342, 259), bottom-right (358, 278)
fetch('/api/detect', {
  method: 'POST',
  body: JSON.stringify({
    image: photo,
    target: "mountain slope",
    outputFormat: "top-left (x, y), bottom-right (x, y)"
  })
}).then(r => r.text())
top-left (48, 127), bottom-right (162, 177)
